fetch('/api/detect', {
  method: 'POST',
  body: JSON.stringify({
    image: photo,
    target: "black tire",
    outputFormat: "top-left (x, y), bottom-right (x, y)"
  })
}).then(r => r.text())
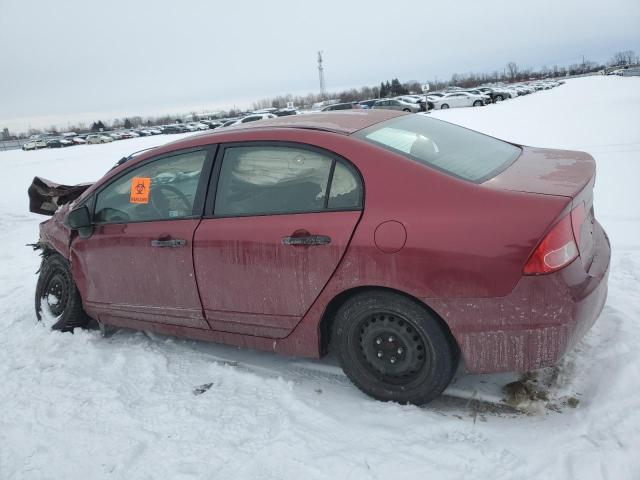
top-left (35, 253), bottom-right (89, 332)
top-left (440, 103), bottom-right (449, 109)
top-left (402, 108), bottom-right (411, 112)
top-left (473, 100), bottom-right (483, 106)
top-left (495, 95), bottom-right (503, 102)
top-left (331, 291), bottom-right (458, 405)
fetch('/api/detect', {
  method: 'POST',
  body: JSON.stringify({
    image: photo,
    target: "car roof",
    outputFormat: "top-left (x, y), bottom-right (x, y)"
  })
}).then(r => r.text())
top-left (204, 110), bottom-right (406, 135)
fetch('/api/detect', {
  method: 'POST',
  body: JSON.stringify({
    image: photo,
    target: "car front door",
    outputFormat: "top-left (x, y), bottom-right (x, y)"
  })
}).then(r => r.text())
top-left (71, 147), bottom-right (214, 329)
top-left (193, 142), bottom-right (363, 338)
top-left (387, 100), bottom-right (401, 111)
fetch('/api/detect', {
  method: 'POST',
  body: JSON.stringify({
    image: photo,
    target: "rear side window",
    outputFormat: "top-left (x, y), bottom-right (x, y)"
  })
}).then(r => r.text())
top-left (214, 145), bottom-right (362, 216)
top-left (328, 162), bottom-right (362, 209)
top-left (355, 114), bottom-right (520, 182)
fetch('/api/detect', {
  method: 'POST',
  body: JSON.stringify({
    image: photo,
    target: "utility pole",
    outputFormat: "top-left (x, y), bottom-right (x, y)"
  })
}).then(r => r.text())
top-left (318, 51), bottom-right (326, 101)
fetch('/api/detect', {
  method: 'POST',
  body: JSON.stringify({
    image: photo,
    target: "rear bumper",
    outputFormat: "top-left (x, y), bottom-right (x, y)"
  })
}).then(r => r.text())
top-left (434, 221), bottom-right (610, 373)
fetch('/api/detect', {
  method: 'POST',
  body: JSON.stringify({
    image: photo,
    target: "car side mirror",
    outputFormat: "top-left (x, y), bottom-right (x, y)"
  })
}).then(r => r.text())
top-left (67, 205), bottom-right (92, 230)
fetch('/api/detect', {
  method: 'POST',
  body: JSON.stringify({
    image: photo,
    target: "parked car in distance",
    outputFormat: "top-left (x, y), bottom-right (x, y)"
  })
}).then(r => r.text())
top-left (475, 87), bottom-right (508, 102)
top-left (46, 139), bottom-right (72, 148)
top-left (461, 89), bottom-right (492, 105)
top-left (187, 123), bottom-right (209, 131)
top-left (219, 119), bottom-right (239, 128)
top-left (28, 110), bottom-right (610, 406)
top-left (86, 134), bottom-right (114, 144)
top-left (71, 137), bottom-right (87, 145)
top-left (395, 95), bottom-right (428, 111)
top-left (321, 103), bottom-right (360, 111)
top-left (359, 99), bottom-right (381, 109)
top-left (162, 125), bottom-right (188, 134)
top-left (200, 120), bottom-right (222, 129)
top-left (372, 98), bottom-right (421, 113)
top-left (22, 139), bottom-right (48, 150)
top-left (230, 113), bottom-right (277, 125)
top-left (274, 108), bottom-right (297, 117)
top-left (431, 92), bottom-right (488, 109)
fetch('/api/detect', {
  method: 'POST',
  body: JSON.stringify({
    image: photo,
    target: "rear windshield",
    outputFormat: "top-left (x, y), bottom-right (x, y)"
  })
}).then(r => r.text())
top-left (354, 115), bottom-right (520, 182)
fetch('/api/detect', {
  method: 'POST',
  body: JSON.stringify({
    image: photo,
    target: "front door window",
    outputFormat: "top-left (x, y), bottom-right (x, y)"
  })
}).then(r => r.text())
top-left (94, 149), bottom-right (208, 223)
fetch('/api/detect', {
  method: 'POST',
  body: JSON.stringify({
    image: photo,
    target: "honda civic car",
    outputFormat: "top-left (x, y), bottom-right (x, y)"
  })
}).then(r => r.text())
top-left (29, 110), bottom-right (610, 405)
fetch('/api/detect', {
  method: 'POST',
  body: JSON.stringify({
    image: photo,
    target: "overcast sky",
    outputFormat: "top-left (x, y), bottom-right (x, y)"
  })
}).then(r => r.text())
top-left (1, 0), bottom-right (638, 131)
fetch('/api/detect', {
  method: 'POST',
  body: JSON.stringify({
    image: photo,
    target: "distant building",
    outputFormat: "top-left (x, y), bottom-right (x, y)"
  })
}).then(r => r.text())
top-left (183, 111), bottom-right (224, 122)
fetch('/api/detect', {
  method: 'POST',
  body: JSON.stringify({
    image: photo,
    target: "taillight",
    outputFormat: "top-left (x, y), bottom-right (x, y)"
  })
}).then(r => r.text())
top-left (523, 206), bottom-right (584, 275)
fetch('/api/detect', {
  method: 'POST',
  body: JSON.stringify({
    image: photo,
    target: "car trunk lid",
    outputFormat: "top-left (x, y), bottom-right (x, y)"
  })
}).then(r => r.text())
top-left (485, 146), bottom-right (597, 271)
top-left (484, 146), bottom-right (595, 198)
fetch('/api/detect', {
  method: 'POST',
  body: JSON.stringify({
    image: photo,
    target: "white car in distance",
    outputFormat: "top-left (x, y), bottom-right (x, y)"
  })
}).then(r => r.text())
top-left (230, 113), bottom-right (277, 126)
top-left (86, 134), bottom-right (114, 144)
top-left (22, 139), bottom-right (48, 150)
top-left (431, 92), bottom-right (488, 109)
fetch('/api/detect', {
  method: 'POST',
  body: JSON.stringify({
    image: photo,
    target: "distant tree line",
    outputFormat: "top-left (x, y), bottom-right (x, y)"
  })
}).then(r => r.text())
top-left (4, 49), bottom-right (637, 140)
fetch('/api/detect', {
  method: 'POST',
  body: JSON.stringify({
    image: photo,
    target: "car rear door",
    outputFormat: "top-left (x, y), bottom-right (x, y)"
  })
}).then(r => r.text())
top-left (192, 142), bottom-right (363, 338)
top-left (71, 147), bottom-right (215, 329)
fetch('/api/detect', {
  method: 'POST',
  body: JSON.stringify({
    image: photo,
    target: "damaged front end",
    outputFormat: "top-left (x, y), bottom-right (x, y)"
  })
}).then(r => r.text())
top-left (28, 176), bottom-right (93, 216)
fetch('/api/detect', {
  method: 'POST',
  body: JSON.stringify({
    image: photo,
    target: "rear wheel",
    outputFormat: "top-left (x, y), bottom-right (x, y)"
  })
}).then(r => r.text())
top-left (440, 103), bottom-right (449, 109)
top-left (402, 108), bottom-right (411, 112)
top-left (473, 100), bottom-right (483, 106)
top-left (35, 253), bottom-right (89, 332)
top-left (495, 95), bottom-right (503, 102)
top-left (331, 291), bottom-right (458, 405)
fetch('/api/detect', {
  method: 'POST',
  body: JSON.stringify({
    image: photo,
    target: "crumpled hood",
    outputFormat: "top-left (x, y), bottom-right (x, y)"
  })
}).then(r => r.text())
top-left (28, 176), bottom-right (93, 216)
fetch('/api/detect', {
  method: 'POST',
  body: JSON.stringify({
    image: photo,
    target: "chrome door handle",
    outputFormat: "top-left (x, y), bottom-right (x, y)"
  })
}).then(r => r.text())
top-left (151, 238), bottom-right (186, 247)
top-left (282, 235), bottom-right (331, 246)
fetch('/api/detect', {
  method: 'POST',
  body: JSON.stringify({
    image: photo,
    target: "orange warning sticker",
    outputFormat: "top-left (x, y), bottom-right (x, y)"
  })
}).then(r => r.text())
top-left (130, 177), bottom-right (151, 204)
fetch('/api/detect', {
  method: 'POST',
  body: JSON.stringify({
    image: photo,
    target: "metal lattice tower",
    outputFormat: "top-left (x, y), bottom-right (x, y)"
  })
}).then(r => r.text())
top-left (318, 51), bottom-right (326, 100)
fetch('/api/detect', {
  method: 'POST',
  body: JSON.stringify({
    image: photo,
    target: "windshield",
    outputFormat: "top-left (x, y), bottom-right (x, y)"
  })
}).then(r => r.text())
top-left (354, 114), bottom-right (520, 182)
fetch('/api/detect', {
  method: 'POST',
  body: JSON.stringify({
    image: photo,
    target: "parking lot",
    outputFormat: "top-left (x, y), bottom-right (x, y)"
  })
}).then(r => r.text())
top-left (12, 78), bottom-right (567, 153)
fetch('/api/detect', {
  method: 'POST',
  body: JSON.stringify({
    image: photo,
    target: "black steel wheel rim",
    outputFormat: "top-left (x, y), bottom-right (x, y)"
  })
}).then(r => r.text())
top-left (355, 312), bottom-right (428, 385)
top-left (45, 271), bottom-right (69, 317)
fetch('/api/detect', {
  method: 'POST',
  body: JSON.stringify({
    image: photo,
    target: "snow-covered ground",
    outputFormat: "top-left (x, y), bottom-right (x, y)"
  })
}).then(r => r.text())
top-left (1, 76), bottom-right (639, 479)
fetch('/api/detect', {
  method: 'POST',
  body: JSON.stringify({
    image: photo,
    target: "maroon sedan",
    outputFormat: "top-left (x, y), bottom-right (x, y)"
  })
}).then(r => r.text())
top-left (29, 110), bottom-right (610, 405)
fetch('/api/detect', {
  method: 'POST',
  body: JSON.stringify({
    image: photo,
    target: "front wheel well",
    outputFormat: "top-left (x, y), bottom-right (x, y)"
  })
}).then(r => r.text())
top-left (318, 286), bottom-right (459, 358)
